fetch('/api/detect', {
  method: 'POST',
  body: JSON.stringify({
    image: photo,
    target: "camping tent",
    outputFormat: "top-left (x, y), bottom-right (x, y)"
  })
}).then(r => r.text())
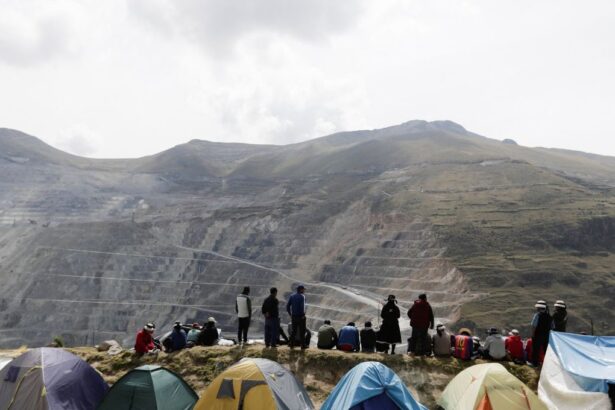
top-left (438, 363), bottom-right (546, 410)
top-left (0, 348), bottom-right (108, 410)
top-left (538, 332), bottom-right (615, 410)
top-left (98, 365), bottom-right (198, 410)
top-left (321, 361), bottom-right (427, 410)
top-left (195, 357), bottom-right (314, 410)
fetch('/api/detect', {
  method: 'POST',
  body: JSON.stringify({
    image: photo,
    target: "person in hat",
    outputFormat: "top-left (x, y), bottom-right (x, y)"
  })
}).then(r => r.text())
top-left (407, 293), bottom-right (435, 356)
top-left (198, 317), bottom-right (219, 346)
top-left (261, 287), bottom-right (280, 348)
top-left (168, 321), bottom-right (187, 352)
top-left (236, 286), bottom-right (252, 344)
top-left (286, 285), bottom-right (307, 349)
top-left (505, 329), bottom-right (524, 363)
top-left (552, 300), bottom-right (568, 332)
top-left (530, 300), bottom-right (552, 366)
top-left (432, 324), bottom-right (452, 357)
top-left (186, 323), bottom-right (201, 347)
top-left (378, 295), bottom-right (402, 354)
top-left (360, 321), bottom-right (377, 353)
top-left (134, 323), bottom-right (157, 356)
top-left (483, 327), bottom-right (506, 360)
top-left (317, 320), bottom-right (338, 350)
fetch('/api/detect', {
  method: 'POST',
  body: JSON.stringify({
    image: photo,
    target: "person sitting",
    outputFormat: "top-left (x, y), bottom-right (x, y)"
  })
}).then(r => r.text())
top-left (360, 322), bottom-right (377, 352)
top-left (337, 322), bottom-right (360, 352)
top-left (317, 320), bottom-right (338, 349)
top-left (167, 321), bottom-right (187, 352)
top-left (505, 329), bottom-right (524, 363)
top-left (288, 322), bottom-right (311, 348)
top-left (451, 329), bottom-right (474, 360)
top-left (135, 323), bottom-right (157, 356)
top-left (198, 317), bottom-right (219, 346)
top-left (471, 336), bottom-right (482, 360)
top-left (432, 324), bottom-right (452, 357)
top-left (186, 323), bottom-right (201, 348)
top-left (525, 337), bottom-right (545, 365)
top-left (277, 325), bottom-right (290, 345)
top-left (483, 327), bottom-right (506, 360)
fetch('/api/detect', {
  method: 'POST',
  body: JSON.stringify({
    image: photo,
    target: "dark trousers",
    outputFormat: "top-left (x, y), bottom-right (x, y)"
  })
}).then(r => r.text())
top-left (412, 327), bottom-right (429, 355)
top-left (238, 317), bottom-right (250, 343)
top-left (532, 337), bottom-right (547, 365)
top-left (290, 316), bottom-right (306, 348)
top-left (265, 317), bottom-right (280, 347)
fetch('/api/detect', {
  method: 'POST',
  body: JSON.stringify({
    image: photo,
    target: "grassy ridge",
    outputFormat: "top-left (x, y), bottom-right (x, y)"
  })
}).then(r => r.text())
top-left (70, 346), bottom-right (541, 409)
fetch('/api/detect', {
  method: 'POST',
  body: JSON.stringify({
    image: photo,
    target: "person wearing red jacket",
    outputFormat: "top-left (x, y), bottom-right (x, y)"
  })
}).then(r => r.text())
top-left (135, 323), bottom-right (157, 356)
top-left (407, 294), bottom-right (435, 356)
top-left (505, 329), bottom-right (524, 363)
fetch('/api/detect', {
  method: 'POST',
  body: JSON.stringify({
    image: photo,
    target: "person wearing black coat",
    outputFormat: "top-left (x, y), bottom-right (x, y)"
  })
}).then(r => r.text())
top-left (378, 295), bottom-right (402, 354)
top-left (552, 300), bottom-right (567, 332)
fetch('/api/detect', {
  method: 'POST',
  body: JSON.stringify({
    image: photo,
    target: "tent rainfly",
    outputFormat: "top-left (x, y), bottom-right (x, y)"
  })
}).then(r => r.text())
top-left (195, 357), bottom-right (314, 410)
top-left (321, 361), bottom-right (427, 410)
top-left (438, 363), bottom-right (547, 410)
top-left (98, 365), bottom-right (198, 410)
top-left (538, 332), bottom-right (615, 410)
top-left (0, 348), bottom-right (108, 410)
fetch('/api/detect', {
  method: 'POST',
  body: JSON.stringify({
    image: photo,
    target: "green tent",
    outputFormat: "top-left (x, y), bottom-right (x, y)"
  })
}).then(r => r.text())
top-left (98, 365), bottom-right (198, 410)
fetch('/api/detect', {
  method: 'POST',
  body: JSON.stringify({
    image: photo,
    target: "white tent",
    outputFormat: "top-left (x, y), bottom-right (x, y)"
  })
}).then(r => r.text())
top-left (538, 332), bottom-right (614, 410)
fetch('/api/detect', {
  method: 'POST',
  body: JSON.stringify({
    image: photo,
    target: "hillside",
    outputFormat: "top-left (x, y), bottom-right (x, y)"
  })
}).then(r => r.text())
top-left (0, 121), bottom-right (614, 349)
top-left (66, 345), bottom-right (540, 409)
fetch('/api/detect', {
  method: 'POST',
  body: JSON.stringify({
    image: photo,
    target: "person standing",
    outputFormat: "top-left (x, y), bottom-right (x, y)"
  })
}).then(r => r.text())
top-left (378, 295), bottom-right (402, 354)
top-left (261, 287), bottom-right (280, 348)
top-left (552, 300), bottom-right (568, 332)
top-left (236, 286), bottom-right (252, 344)
top-left (530, 300), bottom-right (552, 367)
top-left (286, 285), bottom-right (307, 349)
top-left (407, 293), bottom-right (435, 356)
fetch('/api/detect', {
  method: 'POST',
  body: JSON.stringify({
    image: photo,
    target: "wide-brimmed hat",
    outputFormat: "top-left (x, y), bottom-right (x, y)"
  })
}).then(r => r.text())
top-left (554, 300), bottom-right (566, 308)
top-left (510, 329), bottom-right (519, 336)
top-left (458, 327), bottom-right (473, 336)
top-left (535, 300), bottom-right (547, 309)
top-left (207, 317), bottom-right (216, 323)
top-left (436, 323), bottom-right (445, 330)
top-left (144, 323), bottom-right (155, 331)
top-left (488, 327), bottom-right (498, 335)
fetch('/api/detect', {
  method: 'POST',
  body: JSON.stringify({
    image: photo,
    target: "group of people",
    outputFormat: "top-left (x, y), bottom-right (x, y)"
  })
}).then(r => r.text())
top-left (134, 317), bottom-right (221, 355)
top-left (134, 283), bottom-right (568, 369)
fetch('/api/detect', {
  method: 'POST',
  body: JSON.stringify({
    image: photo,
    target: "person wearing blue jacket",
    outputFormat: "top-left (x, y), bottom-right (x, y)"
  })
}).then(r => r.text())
top-left (169, 321), bottom-right (187, 352)
top-left (286, 285), bottom-right (307, 349)
top-left (338, 322), bottom-right (360, 352)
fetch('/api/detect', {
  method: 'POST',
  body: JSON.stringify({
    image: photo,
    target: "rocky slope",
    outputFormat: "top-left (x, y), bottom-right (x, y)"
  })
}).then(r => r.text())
top-left (0, 121), bottom-right (614, 348)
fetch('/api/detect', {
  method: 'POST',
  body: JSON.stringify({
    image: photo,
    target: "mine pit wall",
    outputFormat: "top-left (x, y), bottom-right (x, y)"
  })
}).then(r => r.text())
top-left (0, 198), bottom-right (473, 348)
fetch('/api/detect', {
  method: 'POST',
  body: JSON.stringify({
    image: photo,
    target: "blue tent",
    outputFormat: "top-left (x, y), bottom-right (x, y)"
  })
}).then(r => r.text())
top-left (0, 348), bottom-right (109, 410)
top-left (538, 332), bottom-right (615, 410)
top-left (321, 361), bottom-right (427, 410)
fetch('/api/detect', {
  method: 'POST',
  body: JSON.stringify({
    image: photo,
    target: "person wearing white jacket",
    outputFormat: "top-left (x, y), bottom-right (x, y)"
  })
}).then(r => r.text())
top-left (236, 286), bottom-right (252, 343)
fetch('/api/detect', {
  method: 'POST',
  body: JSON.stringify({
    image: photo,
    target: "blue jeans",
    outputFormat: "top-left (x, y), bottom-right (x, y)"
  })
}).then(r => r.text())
top-left (265, 317), bottom-right (280, 347)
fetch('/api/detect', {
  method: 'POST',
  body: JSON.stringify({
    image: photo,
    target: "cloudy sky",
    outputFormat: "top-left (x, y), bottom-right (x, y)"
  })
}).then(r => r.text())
top-left (1, 0), bottom-right (614, 158)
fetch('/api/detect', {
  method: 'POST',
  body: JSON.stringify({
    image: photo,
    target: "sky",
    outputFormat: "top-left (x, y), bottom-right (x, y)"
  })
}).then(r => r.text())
top-left (0, 0), bottom-right (614, 158)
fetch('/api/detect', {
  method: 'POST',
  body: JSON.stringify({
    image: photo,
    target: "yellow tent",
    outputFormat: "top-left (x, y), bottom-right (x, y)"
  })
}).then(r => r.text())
top-left (438, 363), bottom-right (547, 410)
top-left (195, 358), bottom-right (313, 410)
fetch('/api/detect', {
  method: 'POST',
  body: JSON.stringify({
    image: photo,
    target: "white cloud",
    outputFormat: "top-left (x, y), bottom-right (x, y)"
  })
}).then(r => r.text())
top-left (0, 0), bottom-right (614, 158)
